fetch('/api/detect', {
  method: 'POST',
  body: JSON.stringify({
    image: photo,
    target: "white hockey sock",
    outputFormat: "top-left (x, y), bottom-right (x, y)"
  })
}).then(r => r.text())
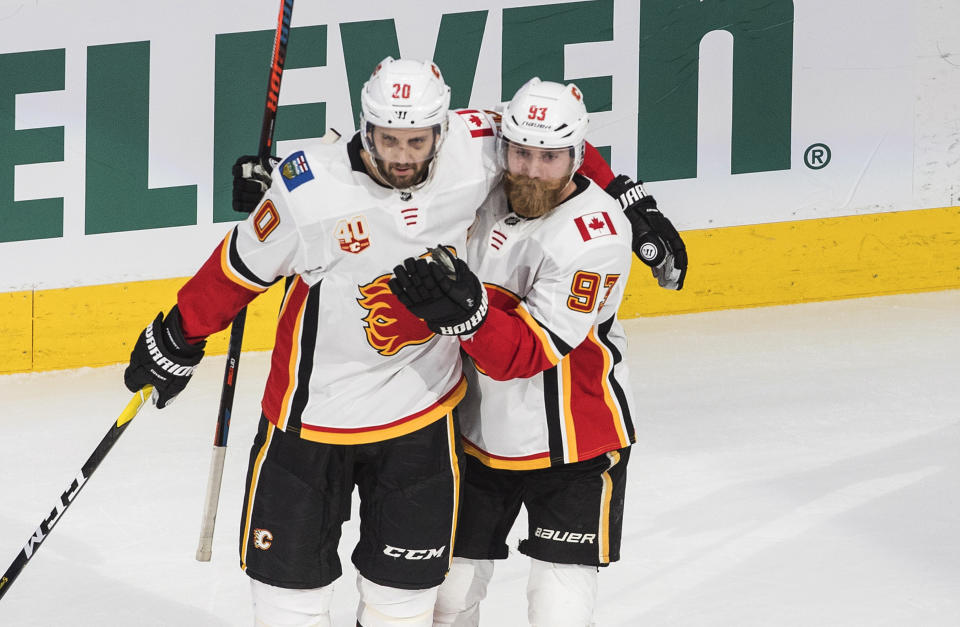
top-left (433, 557), bottom-right (495, 626)
top-left (527, 558), bottom-right (597, 627)
top-left (356, 574), bottom-right (438, 627)
top-left (250, 578), bottom-right (333, 627)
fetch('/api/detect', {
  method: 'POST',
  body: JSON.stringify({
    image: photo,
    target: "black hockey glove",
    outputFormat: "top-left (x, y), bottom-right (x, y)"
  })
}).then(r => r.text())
top-left (605, 174), bottom-right (688, 290)
top-left (389, 246), bottom-right (488, 336)
top-left (232, 154), bottom-right (278, 214)
top-left (124, 306), bottom-right (206, 408)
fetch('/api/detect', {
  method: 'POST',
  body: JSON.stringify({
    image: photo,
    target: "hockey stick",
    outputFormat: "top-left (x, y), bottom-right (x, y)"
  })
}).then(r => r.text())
top-left (0, 386), bottom-right (154, 601)
top-left (194, 125), bottom-right (342, 563)
top-left (195, 0), bottom-right (295, 562)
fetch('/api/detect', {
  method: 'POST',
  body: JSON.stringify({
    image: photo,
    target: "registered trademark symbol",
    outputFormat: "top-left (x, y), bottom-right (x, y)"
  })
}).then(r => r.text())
top-left (805, 143), bottom-right (831, 169)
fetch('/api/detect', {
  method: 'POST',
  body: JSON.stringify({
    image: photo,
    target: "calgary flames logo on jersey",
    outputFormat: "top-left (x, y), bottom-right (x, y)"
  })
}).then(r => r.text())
top-left (357, 274), bottom-right (435, 356)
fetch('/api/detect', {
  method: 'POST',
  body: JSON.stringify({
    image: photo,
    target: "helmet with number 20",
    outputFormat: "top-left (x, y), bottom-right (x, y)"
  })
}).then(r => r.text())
top-left (500, 78), bottom-right (589, 181)
top-left (359, 57), bottom-right (451, 189)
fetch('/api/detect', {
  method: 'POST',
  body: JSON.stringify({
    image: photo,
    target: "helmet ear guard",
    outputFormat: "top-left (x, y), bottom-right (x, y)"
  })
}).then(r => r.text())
top-left (499, 77), bottom-right (589, 176)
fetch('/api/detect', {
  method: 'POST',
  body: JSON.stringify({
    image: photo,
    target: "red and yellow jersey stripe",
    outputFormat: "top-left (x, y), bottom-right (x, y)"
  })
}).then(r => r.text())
top-left (462, 438), bottom-right (552, 470)
top-left (177, 229), bottom-right (269, 342)
top-left (295, 378), bottom-right (465, 445)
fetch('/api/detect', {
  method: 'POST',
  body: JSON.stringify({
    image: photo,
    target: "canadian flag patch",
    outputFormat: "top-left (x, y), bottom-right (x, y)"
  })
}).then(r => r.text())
top-left (456, 109), bottom-right (495, 138)
top-left (574, 212), bottom-right (617, 241)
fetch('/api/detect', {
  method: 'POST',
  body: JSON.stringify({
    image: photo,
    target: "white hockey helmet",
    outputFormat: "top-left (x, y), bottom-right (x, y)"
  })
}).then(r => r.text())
top-left (359, 57), bottom-right (451, 162)
top-left (499, 78), bottom-right (589, 178)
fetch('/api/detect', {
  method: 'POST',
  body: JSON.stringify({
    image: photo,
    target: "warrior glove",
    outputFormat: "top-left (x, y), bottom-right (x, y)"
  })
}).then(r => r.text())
top-left (389, 246), bottom-right (488, 336)
top-left (605, 174), bottom-right (688, 290)
top-left (125, 306), bottom-right (206, 408)
top-left (232, 154), bottom-right (278, 214)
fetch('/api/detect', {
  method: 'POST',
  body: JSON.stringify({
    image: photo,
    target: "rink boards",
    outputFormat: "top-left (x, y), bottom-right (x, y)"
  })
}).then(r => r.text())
top-left (2, 204), bottom-right (958, 373)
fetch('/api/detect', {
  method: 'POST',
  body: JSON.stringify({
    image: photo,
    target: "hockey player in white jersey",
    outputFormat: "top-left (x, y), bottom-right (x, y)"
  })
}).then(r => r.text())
top-left (123, 59), bottom-right (624, 627)
top-left (390, 79), bottom-right (635, 626)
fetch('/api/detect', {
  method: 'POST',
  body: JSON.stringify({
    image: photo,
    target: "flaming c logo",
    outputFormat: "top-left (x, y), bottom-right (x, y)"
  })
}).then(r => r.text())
top-left (357, 274), bottom-right (435, 356)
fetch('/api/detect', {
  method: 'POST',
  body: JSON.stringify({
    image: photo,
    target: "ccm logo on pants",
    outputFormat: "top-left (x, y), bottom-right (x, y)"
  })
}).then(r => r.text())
top-left (383, 545), bottom-right (446, 560)
top-left (535, 528), bottom-right (597, 544)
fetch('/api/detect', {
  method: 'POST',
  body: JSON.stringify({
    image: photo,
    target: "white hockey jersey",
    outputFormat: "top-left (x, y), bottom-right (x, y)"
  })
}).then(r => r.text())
top-left (177, 109), bottom-right (501, 444)
top-left (458, 175), bottom-right (637, 468)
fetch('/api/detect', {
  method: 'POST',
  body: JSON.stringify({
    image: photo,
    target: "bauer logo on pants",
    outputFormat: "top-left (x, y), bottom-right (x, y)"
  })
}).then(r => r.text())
top-left (253, 528), bottom-right (273, 550)
top-left (534, 527), bottom-right (597, 544)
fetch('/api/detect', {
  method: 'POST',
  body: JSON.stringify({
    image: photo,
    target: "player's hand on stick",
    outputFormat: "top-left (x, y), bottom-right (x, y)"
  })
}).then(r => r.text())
top-left (389, 246), bottom-right (488, 336)
top-left (232, 154), bottom-right (278, 213)
top-left (605, 174), bottom-right (688, 290)
top-left (125, 306), bottom-right (206, 408)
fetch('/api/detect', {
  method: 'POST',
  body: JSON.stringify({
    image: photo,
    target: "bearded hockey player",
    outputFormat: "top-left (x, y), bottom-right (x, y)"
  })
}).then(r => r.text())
top-left (390, 79), bottom-right (635, 627)
top-left (124, 58), bottom-right (623, 627)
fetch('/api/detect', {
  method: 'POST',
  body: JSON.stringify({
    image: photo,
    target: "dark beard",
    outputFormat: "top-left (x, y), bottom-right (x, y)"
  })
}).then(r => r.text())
top-left (375, 157), bottom-right (430, 189)
top-left (503, 173), bottom-right (568, 218)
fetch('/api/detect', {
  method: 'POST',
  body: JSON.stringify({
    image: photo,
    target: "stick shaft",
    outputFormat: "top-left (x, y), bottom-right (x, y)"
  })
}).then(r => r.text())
top-left (258, 0), bottom-right (295, 159)
top-left (195, 446), bottom-right (228, 562)
top-left (195, 0), bottom-right (295, 562)
top-left (0, 387), bottom-right (153, 601)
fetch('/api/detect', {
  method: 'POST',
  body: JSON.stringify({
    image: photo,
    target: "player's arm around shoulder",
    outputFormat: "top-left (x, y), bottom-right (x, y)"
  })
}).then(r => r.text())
top-left (447, 108), bottom-right (501, 178)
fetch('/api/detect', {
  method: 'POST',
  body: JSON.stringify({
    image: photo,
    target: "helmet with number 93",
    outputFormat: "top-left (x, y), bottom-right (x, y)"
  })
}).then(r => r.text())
top-left (499, 77), bottom-right (589, 182)
top-left (359, 57), bottom-right (451, 191)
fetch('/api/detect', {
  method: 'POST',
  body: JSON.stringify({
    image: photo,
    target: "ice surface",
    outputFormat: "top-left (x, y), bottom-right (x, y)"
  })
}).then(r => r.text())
top-left (1, 290), bottom-right (958, 626)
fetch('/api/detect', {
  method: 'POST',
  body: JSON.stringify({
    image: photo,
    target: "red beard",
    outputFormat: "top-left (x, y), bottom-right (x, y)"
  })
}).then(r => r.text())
top-left (503, 173), bottom-right (568, 218)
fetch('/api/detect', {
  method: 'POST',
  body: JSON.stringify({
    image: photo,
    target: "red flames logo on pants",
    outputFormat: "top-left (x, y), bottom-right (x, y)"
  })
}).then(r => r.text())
top-left (357, 274), bottom-right (434, 356)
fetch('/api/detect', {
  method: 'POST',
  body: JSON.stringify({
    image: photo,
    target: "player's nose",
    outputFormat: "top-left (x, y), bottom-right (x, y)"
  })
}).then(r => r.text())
top-left (397, 146), bottom-right (417, 163)
top-left (526, 158), bottom-right (545, 179)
